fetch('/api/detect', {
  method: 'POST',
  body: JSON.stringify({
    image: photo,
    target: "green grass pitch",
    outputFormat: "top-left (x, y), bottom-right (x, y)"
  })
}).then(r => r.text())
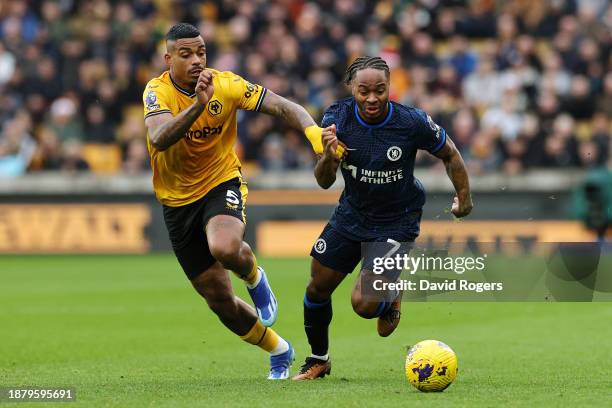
top-left (1, 255), bottom-right (611, 407)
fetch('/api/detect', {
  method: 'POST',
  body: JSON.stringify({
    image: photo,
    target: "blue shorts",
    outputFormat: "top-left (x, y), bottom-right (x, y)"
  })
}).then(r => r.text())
top-left (310, 211), bottom-right (421, 274)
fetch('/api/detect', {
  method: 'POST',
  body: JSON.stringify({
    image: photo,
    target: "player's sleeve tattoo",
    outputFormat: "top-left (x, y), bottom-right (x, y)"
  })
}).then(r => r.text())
top-left (146, 103), bottom-right (205, 151)
top-left (258, 90), bottom-right (316, 129)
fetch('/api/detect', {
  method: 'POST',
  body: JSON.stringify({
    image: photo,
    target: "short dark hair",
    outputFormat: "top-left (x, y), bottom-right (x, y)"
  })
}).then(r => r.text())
top-left (345, 56), bottom-right (390, 85)
top-left (166, 23), bottom-right (200, 41)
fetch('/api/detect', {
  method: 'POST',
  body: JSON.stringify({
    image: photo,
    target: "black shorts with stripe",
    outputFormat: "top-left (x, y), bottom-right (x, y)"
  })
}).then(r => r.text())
top-left (162, 177), bottom-right (247, 280)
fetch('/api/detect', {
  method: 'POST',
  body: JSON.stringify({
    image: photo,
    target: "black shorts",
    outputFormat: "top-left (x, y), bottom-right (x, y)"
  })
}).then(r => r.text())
top-left (163, 177), bottom-right (248, 280)
top-left (310, 211), bottom-right (421, 275)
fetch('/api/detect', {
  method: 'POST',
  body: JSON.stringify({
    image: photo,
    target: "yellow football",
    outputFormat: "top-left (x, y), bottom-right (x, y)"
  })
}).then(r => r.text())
top-left (405, 340), bottom-right (458, 392)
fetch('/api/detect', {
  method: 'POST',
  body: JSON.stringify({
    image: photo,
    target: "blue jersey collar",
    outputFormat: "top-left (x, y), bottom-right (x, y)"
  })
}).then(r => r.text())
top-left (354, 102), bottom-right (393, 129)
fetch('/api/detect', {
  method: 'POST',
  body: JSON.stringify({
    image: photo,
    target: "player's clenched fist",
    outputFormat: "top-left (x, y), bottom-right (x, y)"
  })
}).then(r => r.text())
top-left (195, 69), bottom-right (215, 106)
top-left (451, 195), bottom-right (473, 218)
top-left (322, 124), bottom-right (347, 162)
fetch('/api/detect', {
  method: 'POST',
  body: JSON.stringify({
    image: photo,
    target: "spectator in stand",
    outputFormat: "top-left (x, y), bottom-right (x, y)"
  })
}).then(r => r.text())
top-left (123, 138), bottom-right (150, 175)
top-left (84, 104), bottom-right (115, 144)
top-left (561, 75), bottom-right (597, 120)
top-left (46, 97), bottom-right (84, 143)
top-left (0, 110), bottom-right (36, 177)
top-left (590, 113), bottom-right (610, 167)
top-left (463, 58), bottom-right (503, 108)
top-left (596, 72), bottom-right (612, 117)
top-left (0, 41), bottom-right (15, 85)
top-left (60, 139), bottom-right (89, 173)
top-left (447, 35), bottom-right (478, 80)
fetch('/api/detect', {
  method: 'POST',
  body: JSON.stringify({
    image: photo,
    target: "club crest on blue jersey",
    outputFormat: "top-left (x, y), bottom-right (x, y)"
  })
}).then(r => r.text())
top-left (387, 146), bottom-right (402, 161)
top-left (314, 239), bottom-right (327, 254)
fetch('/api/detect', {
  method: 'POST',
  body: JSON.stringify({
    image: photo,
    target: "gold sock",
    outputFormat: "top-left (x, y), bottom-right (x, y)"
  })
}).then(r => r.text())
top-left (240, 320), bottom-right (280, 353)
top-left (233, 256), bottom-right (259, 286)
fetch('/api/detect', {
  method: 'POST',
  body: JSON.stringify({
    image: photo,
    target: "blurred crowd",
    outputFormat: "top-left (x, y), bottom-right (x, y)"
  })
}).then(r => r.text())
top-left (0, 0), bottom-right (610, 177)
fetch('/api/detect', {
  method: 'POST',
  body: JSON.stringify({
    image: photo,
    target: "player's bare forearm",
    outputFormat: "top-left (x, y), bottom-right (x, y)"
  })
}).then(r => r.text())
top-left (435, 137), bottom-right (473, 216)
top-left (315, 126), bottom-right (344, 189)
top-left (314, 155), bottom-right (339, 189)
top-left (258, 91), bottom-right (316, 130)
top-left (146, 102), bottom-right (205, 151)
top-left (444, 152), bottom-right (470, 199)
top-left (146, 70), bottom-right (213, 151)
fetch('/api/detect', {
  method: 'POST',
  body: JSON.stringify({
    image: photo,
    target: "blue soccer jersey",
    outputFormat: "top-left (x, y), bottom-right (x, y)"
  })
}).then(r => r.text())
top-left (321, 97), bottom-right (447, 241)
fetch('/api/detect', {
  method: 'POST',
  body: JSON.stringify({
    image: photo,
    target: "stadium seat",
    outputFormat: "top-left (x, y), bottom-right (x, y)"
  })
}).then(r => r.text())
top-left (81, 144), bottom-right (123, 174)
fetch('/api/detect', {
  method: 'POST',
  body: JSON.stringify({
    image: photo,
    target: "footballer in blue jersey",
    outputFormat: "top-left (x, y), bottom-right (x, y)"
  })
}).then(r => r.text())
top-left (293, 57), bottom-right (473, 380)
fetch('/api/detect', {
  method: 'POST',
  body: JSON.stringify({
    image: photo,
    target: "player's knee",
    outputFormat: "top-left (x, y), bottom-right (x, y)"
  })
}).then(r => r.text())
top-left (351, 293), bottom-right (378, 318)
top-left (306, 280), bottom-right (333, 302)
top-left (206, 294), bottom-right (238, 318)
top-left (209, 238), bottom-right (241, 267)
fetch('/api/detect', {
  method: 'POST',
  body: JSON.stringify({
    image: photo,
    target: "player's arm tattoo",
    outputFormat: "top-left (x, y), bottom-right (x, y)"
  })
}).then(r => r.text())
top-left (434, 137), bottom-right (472, 202)
top-left (314, 154), bottom-right (339, 189)
top-left (258, 90), bottom-right (316, 129)
top-left (145, 102), bottom-right (205, 151)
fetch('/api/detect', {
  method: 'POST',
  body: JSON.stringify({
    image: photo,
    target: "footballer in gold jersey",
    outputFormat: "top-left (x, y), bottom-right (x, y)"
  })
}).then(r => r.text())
top-left (143, 23), bottom-right (344, 380)
top-left (144, 68), bottom-right (264, 207)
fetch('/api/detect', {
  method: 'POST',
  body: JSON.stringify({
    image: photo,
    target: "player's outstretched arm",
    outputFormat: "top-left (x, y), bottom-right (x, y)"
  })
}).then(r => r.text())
top-left (434, 136), bottom-right (473, 218)
top-left (258, 91), bottom-right (345, 157)
top-left (258, 90), bottom-right (315, 129)
top-left (146, 71), bottom-right (214, 151)
top-left (314, 125), bottom-right (342, 189)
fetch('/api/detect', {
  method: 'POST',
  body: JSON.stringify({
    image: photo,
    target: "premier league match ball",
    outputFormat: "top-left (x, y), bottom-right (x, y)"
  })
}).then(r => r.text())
top-left (405, 340), bottom-right (458, 392)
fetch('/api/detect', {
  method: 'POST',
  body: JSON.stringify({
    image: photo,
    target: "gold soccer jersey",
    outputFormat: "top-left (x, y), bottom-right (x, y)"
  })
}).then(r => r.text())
top-left (142, 69), bottom-right (266, 206)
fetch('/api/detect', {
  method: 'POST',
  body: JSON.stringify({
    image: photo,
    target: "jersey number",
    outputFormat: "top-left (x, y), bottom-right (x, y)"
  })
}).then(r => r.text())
top-left (342, 162), bottom-right (357, 179)
top-left (226, 190), bottom-right (240, 205)
top-left (373, 239), bottom-right (402, 276)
